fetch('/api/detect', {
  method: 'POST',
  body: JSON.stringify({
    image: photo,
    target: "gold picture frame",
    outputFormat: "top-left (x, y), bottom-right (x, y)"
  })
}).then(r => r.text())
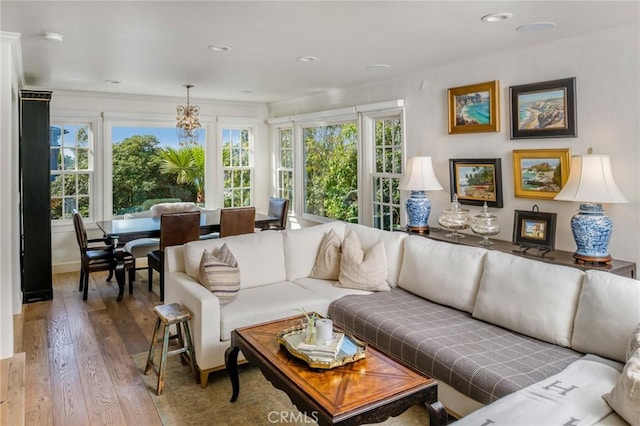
top-left (512, 149), bottom-right (571, 199)
top-left (448, 81), bottom-right (500, 134)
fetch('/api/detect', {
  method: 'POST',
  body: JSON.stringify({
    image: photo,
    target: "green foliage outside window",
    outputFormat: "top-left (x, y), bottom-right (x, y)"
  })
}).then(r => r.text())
top-left (304, 123), bottom-right (358, 222)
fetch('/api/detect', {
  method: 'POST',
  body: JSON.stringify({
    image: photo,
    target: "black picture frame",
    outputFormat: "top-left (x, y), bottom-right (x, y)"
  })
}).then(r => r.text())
top-left (449, 158), bottom-right (503, 208)
top-left (512, 209), bottom-right (557, 251)
top-left (509, 77), bottom-right (577, 139)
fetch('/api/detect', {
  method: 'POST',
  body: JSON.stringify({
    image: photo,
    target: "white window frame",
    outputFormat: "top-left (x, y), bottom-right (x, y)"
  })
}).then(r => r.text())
top-left (273, 125), bottom-right (294, 209)
top-left (269, 100), bottom-right (405, 226)
top-left (218, 121), bottom-right (256, 208)
top-left (50, 112), bottom-right (101, 226)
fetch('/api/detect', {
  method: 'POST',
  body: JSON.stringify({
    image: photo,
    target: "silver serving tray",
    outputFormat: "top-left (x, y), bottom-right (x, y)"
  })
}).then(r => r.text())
top-left (276, 325), bottom-right (367, 369)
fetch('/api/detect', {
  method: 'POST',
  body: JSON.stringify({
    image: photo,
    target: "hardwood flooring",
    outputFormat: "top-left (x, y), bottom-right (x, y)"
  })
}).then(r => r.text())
top-left (17, 270), bottom-right (163, 426)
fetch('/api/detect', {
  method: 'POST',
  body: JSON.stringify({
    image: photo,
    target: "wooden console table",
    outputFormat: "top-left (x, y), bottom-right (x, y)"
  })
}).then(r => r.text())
top-left (397, 228), bottom-right (636, 279)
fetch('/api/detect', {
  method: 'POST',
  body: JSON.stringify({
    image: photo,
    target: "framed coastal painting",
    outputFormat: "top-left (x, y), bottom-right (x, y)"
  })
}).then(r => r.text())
top-left (510, 77), bottom-right (577, 139)
top-left (448, 81), bottom-right (500, 134)
top-left (449, 158), bottom-right (503, 207)
top-left (512, 209), bottom-right (557, 252)
top-left (512, 149), bottom-right (571, 199)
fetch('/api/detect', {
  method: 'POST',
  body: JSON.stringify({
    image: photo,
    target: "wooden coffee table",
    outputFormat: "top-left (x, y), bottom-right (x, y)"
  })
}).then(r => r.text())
top-left (225, 316), bottom-right (446, 426)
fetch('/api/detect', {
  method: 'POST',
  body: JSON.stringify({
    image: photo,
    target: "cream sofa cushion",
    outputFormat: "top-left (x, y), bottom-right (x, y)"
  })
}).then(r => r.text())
top-left (293, 277), bottom-right (372, 301)
top-left (337, 231), bottom-right (389, 292)
top-left (219, 281), bottom-right (330, 340)
top-left (183, 231), bottom-right (285, 289)
top-left (345, 223), bottom-right (407, 287)
top-left (473, 251), bottom-right (584, 347)
top-left (398, 236), bottom-right (487, 313)
top-left (283, 221), bottom-right (346, 281)
top-left (150, 201), bottom-right (197, 216)
top-left (572, 270), bottom-right (640, 363)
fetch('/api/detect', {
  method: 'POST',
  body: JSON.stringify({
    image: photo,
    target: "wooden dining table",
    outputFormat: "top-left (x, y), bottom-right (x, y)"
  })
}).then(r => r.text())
top-left (95, 210), bottom-right (278, 300)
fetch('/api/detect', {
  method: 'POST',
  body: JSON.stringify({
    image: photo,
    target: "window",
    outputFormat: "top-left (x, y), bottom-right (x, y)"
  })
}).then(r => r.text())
top-left (303, 122), bottom-right (358, 222)
top-left (222, 127), bottom-right (253, 207)
top-left (111, 126), bottom-right (205, 215)
top-left (277, 127), bottom-right (294, 205)
top-left (372, 115), bottom-right (403, 230)
top-left (50, 123), bottom-right (92, 220)
top-left (270, 100), bottom-right (404, 226)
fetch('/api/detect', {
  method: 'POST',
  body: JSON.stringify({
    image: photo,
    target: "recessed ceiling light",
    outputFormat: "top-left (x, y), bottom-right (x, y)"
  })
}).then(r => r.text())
top-left (297, 56), bottom-right (318, 62)
top-left (42, 32), bottom-right (64, 42)
top-left (367, 64), bottom-right (392, 69)
top-left (481, 12), bottom-right (513, 22)
top-left (105, 79), bottom-right (121, 84)
top-left (517, 22), bottom-right (556, 32)
top-left (240, 90), bottom-right (253, 94)
top-left (208, 44), bottom-right (232, 52)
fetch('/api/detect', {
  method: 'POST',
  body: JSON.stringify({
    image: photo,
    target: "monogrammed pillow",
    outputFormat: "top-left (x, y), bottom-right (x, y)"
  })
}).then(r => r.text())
top-left (198, 244), bottom-right (240, 305)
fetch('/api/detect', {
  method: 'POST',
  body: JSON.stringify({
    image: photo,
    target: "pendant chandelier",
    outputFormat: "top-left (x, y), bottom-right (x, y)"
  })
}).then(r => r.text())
top-left (176, 84), bottom-right (202, 145)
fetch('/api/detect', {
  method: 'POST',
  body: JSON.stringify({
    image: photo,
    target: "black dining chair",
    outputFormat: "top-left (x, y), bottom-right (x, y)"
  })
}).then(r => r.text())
top-left (219, 207), bottom-right (256, 238)
top-left (147, 211), bottom-right (201, 301)
top-left (262, 197), bottom-right (289, 231)
top-left (72, 209), bottom-right (135, 301)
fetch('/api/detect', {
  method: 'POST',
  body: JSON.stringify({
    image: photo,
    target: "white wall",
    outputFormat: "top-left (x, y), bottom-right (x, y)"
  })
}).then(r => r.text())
top-left (50, 91), bottom-right (269, 271)
top-left (269, 26), bottom-right (640, 268)
top-left (0, 33), bottom-right (24, 359)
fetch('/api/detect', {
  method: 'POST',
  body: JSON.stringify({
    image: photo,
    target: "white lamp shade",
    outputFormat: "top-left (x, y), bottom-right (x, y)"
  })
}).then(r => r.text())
top-left (554, 155), bottom-right (628, 203)
top-left (399, 156), bottom-right (444, 191)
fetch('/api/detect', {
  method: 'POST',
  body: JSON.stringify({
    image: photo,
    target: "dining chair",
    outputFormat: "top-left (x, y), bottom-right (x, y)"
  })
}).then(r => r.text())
top-left (72, 209), bottom-right (135, 301)
top-left (147, 210), bottom-right (201, 301)
top-left (263, 197), bottom-right (289, 231)
top-left (219, 207), bottom-right (256, 238)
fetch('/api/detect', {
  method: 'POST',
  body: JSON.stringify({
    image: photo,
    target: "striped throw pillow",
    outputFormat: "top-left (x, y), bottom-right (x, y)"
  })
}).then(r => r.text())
top-left (198, 244), bottom-right (240, 305)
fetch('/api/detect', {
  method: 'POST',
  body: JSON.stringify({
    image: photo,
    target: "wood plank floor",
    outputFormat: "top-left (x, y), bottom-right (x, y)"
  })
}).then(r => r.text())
top-left (18, 270), bottom-right (163, 426)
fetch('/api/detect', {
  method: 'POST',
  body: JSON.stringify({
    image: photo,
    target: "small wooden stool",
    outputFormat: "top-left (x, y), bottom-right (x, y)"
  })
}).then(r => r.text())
top-left (144, 303), bottom-right (197, 395)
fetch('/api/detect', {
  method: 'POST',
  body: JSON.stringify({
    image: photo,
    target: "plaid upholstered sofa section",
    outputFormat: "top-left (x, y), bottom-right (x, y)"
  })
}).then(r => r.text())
top-left (328, 288), bottom-right (583, 405)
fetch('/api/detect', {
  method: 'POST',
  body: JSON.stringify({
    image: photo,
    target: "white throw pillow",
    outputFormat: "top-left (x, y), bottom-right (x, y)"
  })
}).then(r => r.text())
top-left (603, 348), bottom-right (640, 426)
top-left (151, 202), bottom-right (197, 216)
top-left (337, 231), bottom-right (389, 292)
top-left (198, 244), bottom-right (240, 305)
top-left (629, 323), bottom-right (640, 362)
top-left (310, 229), bottom-right (341, 280)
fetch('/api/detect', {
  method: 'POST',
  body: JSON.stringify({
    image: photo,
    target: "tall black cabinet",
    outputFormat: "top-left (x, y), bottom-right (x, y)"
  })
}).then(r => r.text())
top-left (20, 90), bottom-right (53, 303)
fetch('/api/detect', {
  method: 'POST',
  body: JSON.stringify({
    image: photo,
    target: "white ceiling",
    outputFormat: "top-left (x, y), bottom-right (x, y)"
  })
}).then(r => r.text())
top-left (2, 1), bottom-right (639, 104)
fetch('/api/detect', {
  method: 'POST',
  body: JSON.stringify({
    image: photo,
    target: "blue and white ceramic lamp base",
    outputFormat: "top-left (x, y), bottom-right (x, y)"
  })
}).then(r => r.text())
top-left (406, 191), bottom-right (431, 233)
top-left (571, 202), bottom-right (613, 264)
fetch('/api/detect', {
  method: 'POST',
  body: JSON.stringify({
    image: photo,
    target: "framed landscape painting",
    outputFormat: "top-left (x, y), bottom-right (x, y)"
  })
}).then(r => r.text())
top-left (448, 81), bottom-right (500, 134)
top-left (449, 158), bottom-right (503, 207)
top-left (510, 77), bottom-right (577, 139)
top-left (512, 149), bottom-right (570, 199)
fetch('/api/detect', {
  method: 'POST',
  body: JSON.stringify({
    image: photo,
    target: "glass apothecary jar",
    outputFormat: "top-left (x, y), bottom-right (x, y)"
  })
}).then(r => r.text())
top-left (437, 195), bottom-right (471, 238)
top-left (471, 202), bottom-right (500, 245)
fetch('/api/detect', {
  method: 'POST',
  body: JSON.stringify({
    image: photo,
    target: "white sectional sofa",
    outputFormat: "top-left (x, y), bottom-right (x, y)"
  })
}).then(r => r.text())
top-left (164, 221), bottom-right (640, 425)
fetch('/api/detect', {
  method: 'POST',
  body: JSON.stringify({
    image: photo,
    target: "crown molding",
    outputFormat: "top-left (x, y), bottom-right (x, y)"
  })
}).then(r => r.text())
top-left (0, 32), bottom-right (25, 89)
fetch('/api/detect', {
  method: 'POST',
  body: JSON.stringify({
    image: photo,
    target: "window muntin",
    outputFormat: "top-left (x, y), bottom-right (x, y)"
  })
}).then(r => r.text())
top-left (277, 128), bottom-right (293, 205)
top-left (303, 122), bottom-right (358, 222)
top-left (50, 123), bottom-right (92, 220)
top-left (222, 127), bottom-right (253, 207)
top-left (372, 116), bottom-right (403, 230)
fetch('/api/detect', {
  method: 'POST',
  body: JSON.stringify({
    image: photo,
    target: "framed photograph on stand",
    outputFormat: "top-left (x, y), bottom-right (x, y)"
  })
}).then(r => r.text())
top-left (512, 208), bottom-right (557, 257)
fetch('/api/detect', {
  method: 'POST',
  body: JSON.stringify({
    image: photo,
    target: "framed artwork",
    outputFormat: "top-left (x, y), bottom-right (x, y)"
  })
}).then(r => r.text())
top-left (512, 149), bottom-right (570, 199)
top-left (449, 158), bottom-right (503, 208)
top-left (448, 81), bottom-right (500, 134)
top-left (512, 209), bottom-right (557, 251)
top-left (510, 77), bottom-right (577, 139)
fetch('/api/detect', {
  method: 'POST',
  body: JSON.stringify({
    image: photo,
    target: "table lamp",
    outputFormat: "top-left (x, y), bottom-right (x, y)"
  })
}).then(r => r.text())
top-left (554, 154), bottom-right (628, 265)
top-left (399, 156), bottom-right (443, 233)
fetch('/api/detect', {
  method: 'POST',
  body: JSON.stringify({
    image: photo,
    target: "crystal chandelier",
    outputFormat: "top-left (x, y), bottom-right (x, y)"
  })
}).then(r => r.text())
top-left (176, 85), bottom-right (202, 145)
